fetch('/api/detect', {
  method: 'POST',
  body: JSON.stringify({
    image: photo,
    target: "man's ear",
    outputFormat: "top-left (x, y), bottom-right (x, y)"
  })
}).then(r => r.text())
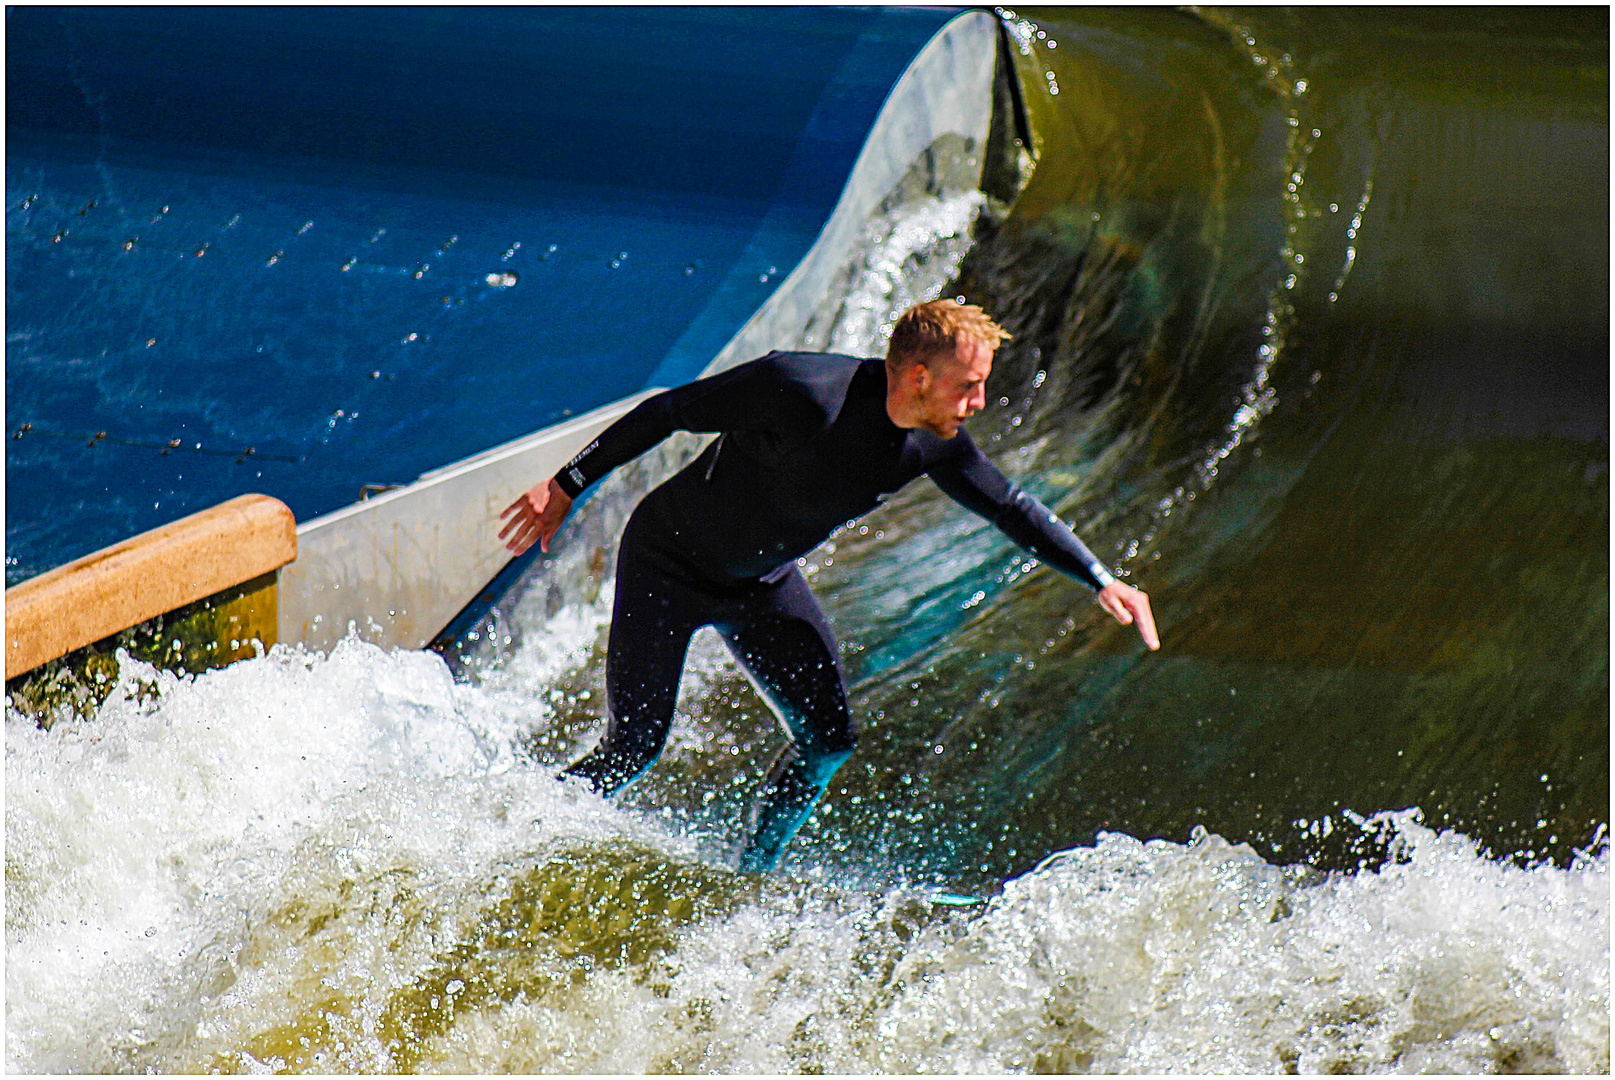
top-left (910, 362), bottom-right (932, 393)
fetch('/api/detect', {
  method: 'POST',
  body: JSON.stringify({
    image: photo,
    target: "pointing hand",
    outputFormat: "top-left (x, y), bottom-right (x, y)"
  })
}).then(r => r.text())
top-left (1097, 581), bottom-right (1160, 651)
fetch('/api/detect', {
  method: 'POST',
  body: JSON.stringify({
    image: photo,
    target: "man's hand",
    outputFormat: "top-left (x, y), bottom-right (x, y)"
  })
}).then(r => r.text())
top-left (1097, 580), bottom-right (1160, 651)
top-left (499, 477), bottom-right (573, 555)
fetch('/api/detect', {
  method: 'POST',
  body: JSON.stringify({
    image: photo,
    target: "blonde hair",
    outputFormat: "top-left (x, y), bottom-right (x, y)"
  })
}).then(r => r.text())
top-left (886, 299), bottom-right (1011, 368)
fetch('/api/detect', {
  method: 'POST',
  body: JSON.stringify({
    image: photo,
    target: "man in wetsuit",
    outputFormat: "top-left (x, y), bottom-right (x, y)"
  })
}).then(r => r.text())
top-left (499, 299), bottom-right (1159, 871)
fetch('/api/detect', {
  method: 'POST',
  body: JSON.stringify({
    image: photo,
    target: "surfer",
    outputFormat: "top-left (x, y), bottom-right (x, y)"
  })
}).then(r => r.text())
top-left (499, 299), bottom-right (1159, 871)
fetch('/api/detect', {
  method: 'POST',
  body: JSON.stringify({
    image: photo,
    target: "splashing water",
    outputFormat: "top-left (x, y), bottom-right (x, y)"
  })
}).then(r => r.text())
top-left (6, 629), bottom-right (1606, 1073)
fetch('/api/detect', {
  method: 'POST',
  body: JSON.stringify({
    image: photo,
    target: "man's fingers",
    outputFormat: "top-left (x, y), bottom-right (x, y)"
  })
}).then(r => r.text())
top-left (1099, 588), bottom-right (1132, 624)
top-left (509, 521), bottom-right (540, 555)
top-left (1097, 583), bottom-right (1161, 651)
top-left (1130, 591), bottom-right (1161, 651)
top-left (498, 500), bottom-right (538, 543)
top-left (502, 485), bottom-right (550, 518)
top-left (502, 511), bottom-right (539, 554)
top-left (500, 480), bottom-right (575, 556)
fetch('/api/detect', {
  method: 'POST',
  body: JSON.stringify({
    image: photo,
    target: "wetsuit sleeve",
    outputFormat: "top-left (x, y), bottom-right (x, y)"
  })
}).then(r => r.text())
top-left (552, 356), bottom-right (800, 498)
top-left (928, 435), bottom-right (1117, 592)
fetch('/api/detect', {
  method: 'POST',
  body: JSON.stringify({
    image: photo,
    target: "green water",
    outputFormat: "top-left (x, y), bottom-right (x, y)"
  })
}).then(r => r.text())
top-left (796, 5), bottom-right (1608, 882)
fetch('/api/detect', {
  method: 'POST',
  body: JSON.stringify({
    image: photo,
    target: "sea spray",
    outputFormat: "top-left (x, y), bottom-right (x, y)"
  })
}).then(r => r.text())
top-left (8, 637), bottom-right (1606, 1073)
top-left (866, 820), bottom-right (1608, 1073)
top-left (5, 636), bottom-right (688, 1072)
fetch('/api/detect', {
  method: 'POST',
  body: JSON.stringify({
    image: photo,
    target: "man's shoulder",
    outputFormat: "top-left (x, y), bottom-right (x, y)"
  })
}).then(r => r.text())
top-left (739, 351), bottom-right (876, 413)
top-left (747, 350), bottom-right (874, 382)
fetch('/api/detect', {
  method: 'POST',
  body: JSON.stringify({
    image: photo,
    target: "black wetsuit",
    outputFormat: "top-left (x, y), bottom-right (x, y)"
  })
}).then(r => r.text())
top-left (555, 351), bottom-right (1114, 870)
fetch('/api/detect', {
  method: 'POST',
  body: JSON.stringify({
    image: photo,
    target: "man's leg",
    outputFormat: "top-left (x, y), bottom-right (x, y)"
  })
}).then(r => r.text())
top-left (717, 568), bottom-right (859, 872)
top-left (563, 525), bottom-right (703, 795)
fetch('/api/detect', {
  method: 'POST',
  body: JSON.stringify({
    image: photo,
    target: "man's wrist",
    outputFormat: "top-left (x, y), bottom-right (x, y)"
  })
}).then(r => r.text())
top-left (554, 470), bottom-right (585, 500)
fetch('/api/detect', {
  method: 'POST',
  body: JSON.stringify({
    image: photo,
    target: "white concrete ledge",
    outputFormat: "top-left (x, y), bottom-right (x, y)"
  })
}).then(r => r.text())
top-left (276, 391), bottom-right (659, 653)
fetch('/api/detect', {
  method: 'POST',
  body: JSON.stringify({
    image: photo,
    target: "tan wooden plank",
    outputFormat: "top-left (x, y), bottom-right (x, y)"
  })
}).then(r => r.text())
top-left (5, 494), bottom-right (297, 679)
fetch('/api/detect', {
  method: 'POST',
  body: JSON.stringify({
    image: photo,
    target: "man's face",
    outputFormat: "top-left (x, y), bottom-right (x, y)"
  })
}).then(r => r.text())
top-left (913, 336), bottom-right (994, 438)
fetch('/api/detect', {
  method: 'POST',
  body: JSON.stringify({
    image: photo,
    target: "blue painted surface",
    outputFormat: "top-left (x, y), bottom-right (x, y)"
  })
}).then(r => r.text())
top-left (5, 5), bottom-right (957, 584)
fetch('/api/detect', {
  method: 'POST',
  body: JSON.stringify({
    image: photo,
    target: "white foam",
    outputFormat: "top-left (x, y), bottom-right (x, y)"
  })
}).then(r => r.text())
top-left (409, 815), bottom-right (1608, 1073)
top-left (9, 633), bottom-right (1605, 1072)
top-left (815, 189), bottom-right (988, 358)
top-left (4, 635), bottom-right (673, 1072)
top-left (866, 821), bottom-right (1609, 1073)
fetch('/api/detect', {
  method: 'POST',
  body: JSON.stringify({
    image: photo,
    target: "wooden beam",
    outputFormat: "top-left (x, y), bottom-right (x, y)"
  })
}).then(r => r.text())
top-left (5, 493), bottom-right (297, 680)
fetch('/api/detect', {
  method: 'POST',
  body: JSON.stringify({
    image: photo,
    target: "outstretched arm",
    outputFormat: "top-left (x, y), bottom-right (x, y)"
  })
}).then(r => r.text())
top-left (495, 353), bottom-right (799, 557)
top-left (930, 435), bottom-right (1161, 650)
top-left (499, 477), bottom-right (573, 555)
